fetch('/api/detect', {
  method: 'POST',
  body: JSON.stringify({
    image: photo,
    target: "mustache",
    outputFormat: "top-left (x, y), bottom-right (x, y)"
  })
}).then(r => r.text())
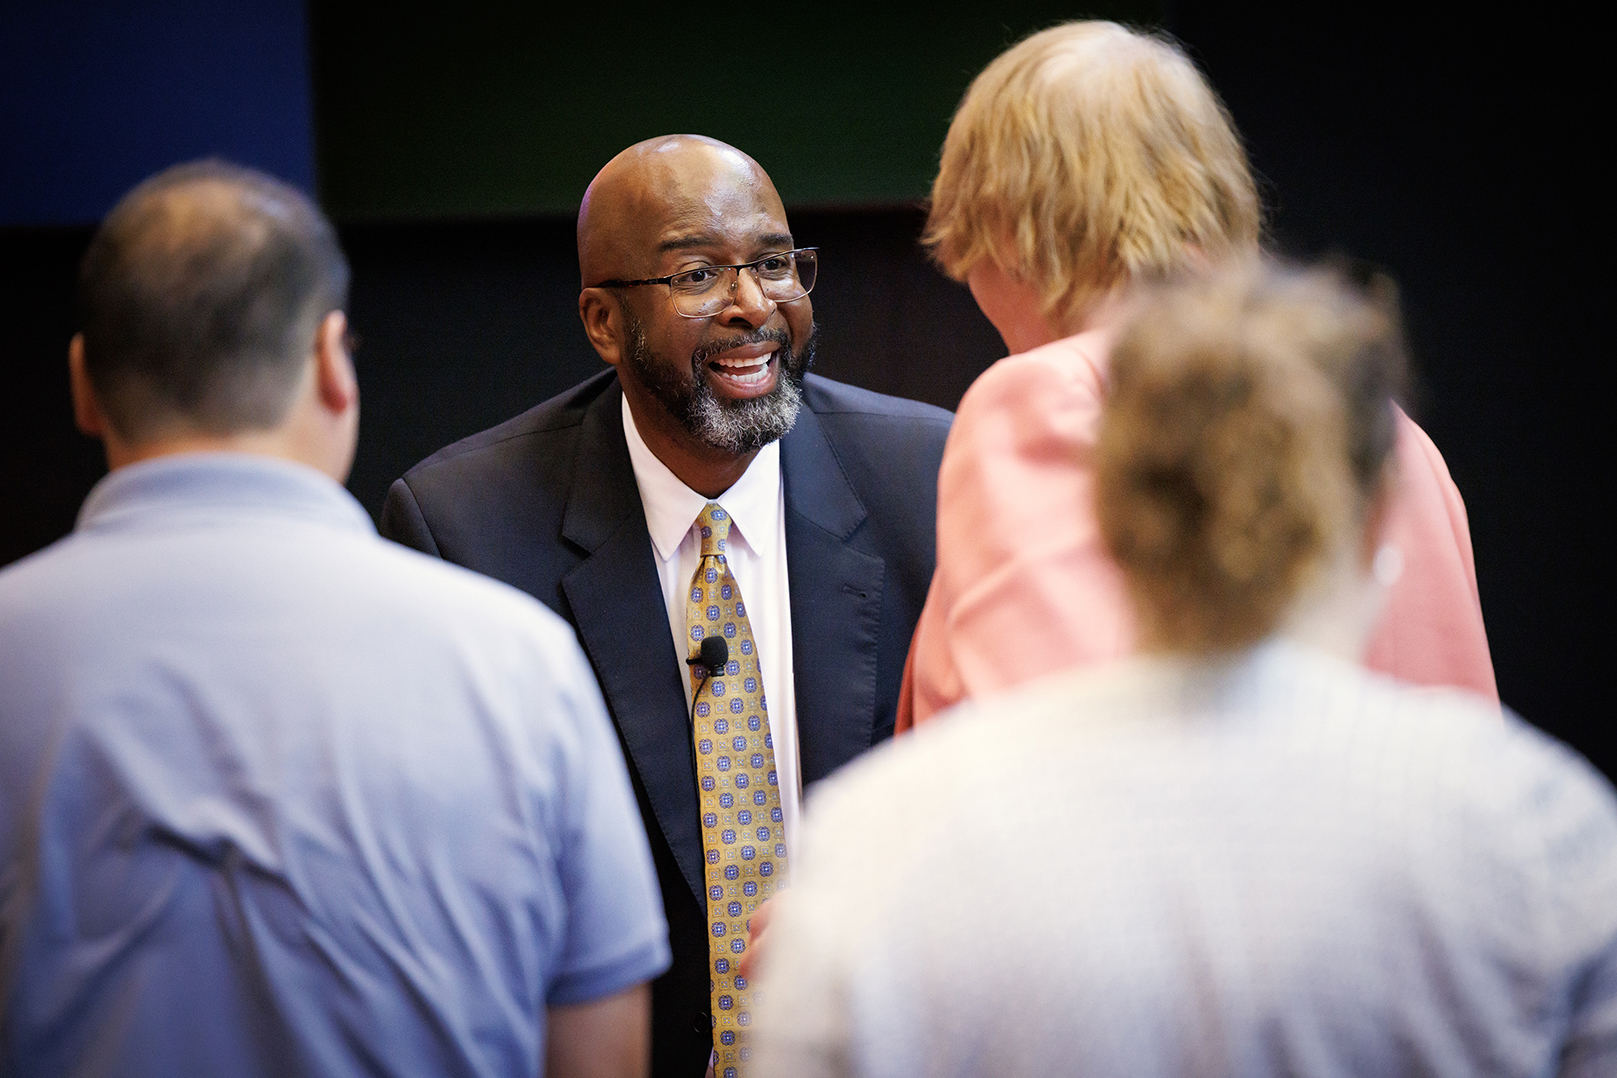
top-left (692, 327), bottom-right (792, 366)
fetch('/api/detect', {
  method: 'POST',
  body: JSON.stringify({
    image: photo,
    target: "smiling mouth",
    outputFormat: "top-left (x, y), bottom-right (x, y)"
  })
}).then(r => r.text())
top-left (706, 351), bottom-right (777, 390)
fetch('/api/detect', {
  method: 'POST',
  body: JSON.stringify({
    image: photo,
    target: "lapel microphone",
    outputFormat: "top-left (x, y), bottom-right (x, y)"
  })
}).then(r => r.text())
top-left (685, 636), bottom-right (729, 677)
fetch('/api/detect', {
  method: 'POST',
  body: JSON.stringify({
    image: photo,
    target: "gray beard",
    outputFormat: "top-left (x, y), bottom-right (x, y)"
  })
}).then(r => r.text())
top-left (622, 313), bottom-right (813, 454)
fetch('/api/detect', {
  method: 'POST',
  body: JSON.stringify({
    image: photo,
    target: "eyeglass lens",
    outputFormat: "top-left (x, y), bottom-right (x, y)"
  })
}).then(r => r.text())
top-left (669, 250), bottom-right (817, 317)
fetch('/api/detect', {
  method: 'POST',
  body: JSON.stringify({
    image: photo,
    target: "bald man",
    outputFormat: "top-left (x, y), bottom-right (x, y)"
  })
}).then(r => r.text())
top-left (381, 136), bottom-right (952, 1077)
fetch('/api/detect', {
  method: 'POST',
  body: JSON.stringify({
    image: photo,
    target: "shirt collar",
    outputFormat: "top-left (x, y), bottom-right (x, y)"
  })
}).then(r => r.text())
top-left (621, 394), bottom-right (782, 562)
top-left (75, 452), bottom-right (376, 536)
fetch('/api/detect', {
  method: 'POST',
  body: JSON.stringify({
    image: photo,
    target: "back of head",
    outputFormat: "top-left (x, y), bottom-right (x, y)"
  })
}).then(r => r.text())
top-left (925, 21), bottom-right (1260, 331)
top-left (1095, 260), bottom-right (1407, 653)
top-left (77, 161), bottom-right (350, 444)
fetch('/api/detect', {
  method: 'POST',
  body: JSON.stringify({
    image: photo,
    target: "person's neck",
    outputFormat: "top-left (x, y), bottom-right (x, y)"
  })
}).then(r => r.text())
top-left (102, 415), bottom-right (350, 484)
top-left (1274, 551), bottom-right (1383, 664)
top-left (622, 391), bottom-right (758, 499)
top-left (1006, 290), bottom-right (1128, 355)
top-left (106, 430), bottom-right (280, 468)
top-left (1130, 549), bottom-right (1382, 667)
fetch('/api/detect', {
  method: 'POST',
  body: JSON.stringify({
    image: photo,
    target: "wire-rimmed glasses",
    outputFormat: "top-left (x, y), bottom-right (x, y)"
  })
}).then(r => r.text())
top-left (590, 248), bottom-right (818, 318)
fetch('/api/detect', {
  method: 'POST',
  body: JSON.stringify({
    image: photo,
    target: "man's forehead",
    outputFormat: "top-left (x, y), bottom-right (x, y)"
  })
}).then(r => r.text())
top-left (651, 212), bottom-right (794, 259)
top-left (579, 135), bottom-right (792, 281)
top-left (639, 162), bottom-right (789, 247)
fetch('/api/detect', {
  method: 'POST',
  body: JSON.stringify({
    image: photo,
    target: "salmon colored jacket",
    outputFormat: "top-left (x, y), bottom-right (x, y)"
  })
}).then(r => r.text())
top-left (899, 329), bottom-right (1497, 731)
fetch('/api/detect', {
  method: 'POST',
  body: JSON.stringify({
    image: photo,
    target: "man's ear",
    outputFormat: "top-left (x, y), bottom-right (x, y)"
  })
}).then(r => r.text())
top-left (578, 288), bottom-right (624, 368)
top-left (313, 311), bottom-right (358, 416)
top-left (68, 334), bottom-right (108, 437)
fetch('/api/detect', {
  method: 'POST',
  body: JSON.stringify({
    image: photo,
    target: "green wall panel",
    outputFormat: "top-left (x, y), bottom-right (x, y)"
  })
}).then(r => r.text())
top-left (312, 4), bottom-right (1162, 217)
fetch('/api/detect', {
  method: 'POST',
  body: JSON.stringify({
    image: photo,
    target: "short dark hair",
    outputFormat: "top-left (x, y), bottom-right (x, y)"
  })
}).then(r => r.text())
top-left (77, 160), bottom-right (350, 442)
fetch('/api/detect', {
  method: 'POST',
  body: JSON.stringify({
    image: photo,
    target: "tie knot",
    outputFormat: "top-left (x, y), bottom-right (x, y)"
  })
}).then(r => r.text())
top-left (697, 502), bottom-right (731, 557)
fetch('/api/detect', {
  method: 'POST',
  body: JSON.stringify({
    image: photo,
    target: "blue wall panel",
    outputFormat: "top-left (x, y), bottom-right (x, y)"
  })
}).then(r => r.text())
top-left (1, 0), bottom-right (314, 225)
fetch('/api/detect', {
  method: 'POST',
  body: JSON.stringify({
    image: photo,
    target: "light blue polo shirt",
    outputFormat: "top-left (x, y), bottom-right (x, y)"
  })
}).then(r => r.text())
top-left (0, 454), bottom-right (669, 1077)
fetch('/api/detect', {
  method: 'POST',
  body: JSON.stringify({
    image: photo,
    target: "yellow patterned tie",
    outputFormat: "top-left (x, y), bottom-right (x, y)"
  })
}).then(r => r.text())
top-left (687, 502), bottom-right (786, 1078)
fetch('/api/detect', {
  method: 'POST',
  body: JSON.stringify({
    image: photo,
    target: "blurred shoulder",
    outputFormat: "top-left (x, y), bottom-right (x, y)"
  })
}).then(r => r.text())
top-left (0, 533), bottom-right (90, 626)
top-left (955, 328), bottom-right (1114, 420)
top-left (342, 530), bottom-right (578, 646)
top-left (800, 678), bottom-right (1057, 845)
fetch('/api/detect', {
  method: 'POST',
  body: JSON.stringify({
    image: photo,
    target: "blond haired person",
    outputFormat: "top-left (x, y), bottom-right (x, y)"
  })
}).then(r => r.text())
top-left (753, 264), bottom-right (1617, 1078)
top-left (900, 21), bottom-right (1496, 729)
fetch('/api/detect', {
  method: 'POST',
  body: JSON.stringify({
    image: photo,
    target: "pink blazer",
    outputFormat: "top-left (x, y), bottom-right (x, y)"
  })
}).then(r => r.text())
top-left (901, 329), bottom-right (1497, 729)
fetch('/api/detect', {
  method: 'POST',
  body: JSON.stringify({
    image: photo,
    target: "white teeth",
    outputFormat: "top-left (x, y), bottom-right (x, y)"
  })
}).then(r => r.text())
top-left (713, 351), bottom-right (775, 370)
top-left (709, 351), bottom-right (776, 388)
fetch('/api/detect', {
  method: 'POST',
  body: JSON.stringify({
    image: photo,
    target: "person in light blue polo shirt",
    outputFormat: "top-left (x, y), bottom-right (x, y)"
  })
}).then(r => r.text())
top-left (0, 161), bottom-right (669, 1078)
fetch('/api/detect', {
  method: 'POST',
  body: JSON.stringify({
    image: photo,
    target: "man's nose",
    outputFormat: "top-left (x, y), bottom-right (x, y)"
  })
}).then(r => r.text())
top-left (716, 266), bottom-right (776, 327)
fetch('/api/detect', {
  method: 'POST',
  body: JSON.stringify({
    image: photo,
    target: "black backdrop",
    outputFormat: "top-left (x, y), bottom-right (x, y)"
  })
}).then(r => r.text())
top-left (1169, 8), bottom-right (1612, 778)
top-left (2, 7), bottom-right (1609, 779)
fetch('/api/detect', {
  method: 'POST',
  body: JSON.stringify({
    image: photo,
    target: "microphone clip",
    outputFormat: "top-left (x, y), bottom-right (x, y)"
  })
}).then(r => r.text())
top-left (685, 635), bottom-right (729, 678)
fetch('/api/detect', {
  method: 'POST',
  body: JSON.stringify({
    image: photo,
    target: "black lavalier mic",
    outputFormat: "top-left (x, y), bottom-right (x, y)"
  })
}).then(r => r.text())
top-left (685, 636), bottom-right (729, 675)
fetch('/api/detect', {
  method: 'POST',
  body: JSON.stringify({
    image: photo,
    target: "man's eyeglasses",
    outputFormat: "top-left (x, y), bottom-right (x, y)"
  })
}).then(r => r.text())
top-left (590, 248), bottom-right (818, 319)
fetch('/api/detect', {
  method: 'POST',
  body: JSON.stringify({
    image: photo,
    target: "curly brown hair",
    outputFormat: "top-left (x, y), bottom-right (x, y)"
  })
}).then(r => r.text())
top-left (1096, 260), bottom-right (1407, 652)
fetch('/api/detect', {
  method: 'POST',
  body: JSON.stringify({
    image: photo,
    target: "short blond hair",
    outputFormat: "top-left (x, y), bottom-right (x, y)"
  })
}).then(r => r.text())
top-left (924, 21), bottom-right (1261, 332)
top-left (1095, 260), bottom-right (1407, 653)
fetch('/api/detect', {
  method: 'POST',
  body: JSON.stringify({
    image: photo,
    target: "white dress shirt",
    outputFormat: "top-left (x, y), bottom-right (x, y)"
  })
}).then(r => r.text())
top-left (622, 396), bottom-right (804, 854)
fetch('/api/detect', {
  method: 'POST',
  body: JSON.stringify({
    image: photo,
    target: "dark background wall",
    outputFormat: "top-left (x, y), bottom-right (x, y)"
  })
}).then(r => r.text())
top-left (2, 0), bottom-right (317, 569)
top-left (1170, 8), bottom-right (1612, 780)
top-left (2, 3), bottom-right (1609, 778)
top-left (311, 4), bottom-right (1130, 215)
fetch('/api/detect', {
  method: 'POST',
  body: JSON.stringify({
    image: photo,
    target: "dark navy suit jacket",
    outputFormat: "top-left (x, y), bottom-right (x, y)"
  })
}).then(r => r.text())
top-left (380, 369), bottom-right (951, 1077)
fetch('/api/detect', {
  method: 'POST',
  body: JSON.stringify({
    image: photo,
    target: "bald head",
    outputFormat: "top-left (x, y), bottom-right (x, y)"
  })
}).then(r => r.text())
top-left (573, 135), bottom-right (814, 489)
top-left (77, 160), bottom-right (349, 443)
top-left (578, 135), bottom-right (788, 288)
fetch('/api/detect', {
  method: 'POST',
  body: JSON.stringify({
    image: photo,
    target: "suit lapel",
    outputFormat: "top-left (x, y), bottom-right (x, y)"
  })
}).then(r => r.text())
top-left (558, 388), bottom-right (888, 899)
top-left (781, 406), bottom-right (886, 785)
top-left (559, 387), bottom-right (706, 905)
